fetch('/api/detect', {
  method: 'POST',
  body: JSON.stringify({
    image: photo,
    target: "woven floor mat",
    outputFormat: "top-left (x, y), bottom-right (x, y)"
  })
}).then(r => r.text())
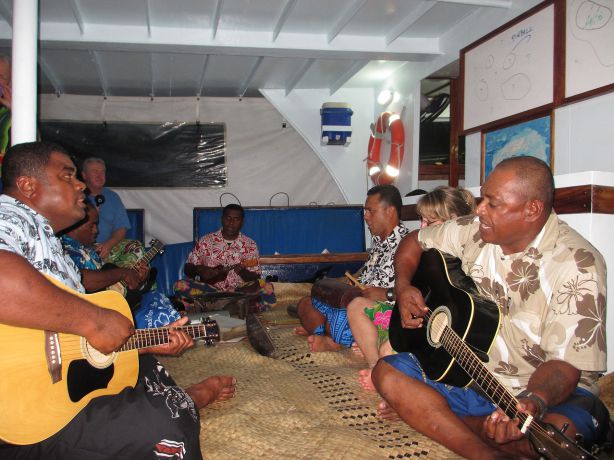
top-left (160, 321), bottom-right (461, 459)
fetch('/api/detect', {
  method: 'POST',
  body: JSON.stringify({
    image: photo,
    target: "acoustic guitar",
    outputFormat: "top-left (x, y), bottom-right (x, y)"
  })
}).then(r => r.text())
top-left (389, 249), bottom-right (596, 460)
top-left (0, 277), bottom-right (219, 446)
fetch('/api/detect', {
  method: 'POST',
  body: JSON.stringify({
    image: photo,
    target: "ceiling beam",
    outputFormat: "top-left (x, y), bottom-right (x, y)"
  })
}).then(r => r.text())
top-left (211, 0), bottom-right (223, 40)
top-left (329, 60), bottom-right (367, 95)
top-left (285, 58), bottom-right (314, 96)
top-left (431, 0), bottom-right (511, 8)
top-left (38, 56), bottom-right (64, 96)
top-left (197, 54), bottom-right (209, 97)
top-left (327, 0), bottom-right (367, 44)
top-left (386, 2), bottom-right (435, 46)
top-left (90, 50), bottom-right (109, 97)
top-left (145, 0), bottom-right (152, 38)
top-left (33, 27), bottom-right (440, 62)
top-left (68, 0), bottom-right (84, 35)
top-left (272, 0), bottom-right (297, 43)
top-left (238, 56), bottom-right (263, 97)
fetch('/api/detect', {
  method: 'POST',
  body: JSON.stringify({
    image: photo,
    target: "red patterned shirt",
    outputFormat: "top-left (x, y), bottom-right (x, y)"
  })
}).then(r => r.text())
top-left (186, 229), bottom-right (261, 292)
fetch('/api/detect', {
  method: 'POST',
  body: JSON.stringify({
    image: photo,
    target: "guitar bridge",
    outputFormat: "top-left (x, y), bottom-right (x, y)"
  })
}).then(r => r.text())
top-left (44, 331), bottom-right (62, 383)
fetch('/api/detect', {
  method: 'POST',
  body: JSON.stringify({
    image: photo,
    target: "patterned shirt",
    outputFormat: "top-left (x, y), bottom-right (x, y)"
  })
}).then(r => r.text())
top-left (62, 235), bottom-right (103, 271)
top-left (0, 195), bottom-right (84, 292)
top-left (418, 213), bottom-right (606, 394)
top-left (360, 223), bottom-right (410, 288)
top-left (186, 229), bottom-right (261, 292)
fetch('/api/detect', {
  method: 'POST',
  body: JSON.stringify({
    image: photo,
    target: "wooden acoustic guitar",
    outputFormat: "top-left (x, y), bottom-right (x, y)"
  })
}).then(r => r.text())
top-left (389, 249), bottom-right (597, 460)
top-left (0, 277), bottom-right (219, 445)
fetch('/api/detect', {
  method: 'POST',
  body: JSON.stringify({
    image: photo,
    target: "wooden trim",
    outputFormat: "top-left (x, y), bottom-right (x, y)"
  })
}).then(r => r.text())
top-left (260, 253), bottom-right (368, 265)
top-left (401, 184), bottom-right (614, 220)
top-left (418, 164), bottom-right (465, 181)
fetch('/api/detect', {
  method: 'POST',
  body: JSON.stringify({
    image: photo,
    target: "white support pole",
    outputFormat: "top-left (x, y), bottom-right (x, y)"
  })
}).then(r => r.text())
top-left (11, 0), bottom-right (39, 145)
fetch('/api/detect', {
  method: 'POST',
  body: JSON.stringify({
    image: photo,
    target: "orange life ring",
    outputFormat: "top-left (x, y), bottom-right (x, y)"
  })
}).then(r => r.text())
top-left (367, 112), bottom-right (404, 185)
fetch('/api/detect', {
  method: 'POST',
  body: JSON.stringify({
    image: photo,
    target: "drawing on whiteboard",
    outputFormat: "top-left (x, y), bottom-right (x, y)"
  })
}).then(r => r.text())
top-left (501, 73), bottom-right (532, 100)
top-left (570, 0), bottom-right (614, 67)
top-left (473, 26), bottom-right (535, 106)
top-left (464, 4), bottom-right (553, 130)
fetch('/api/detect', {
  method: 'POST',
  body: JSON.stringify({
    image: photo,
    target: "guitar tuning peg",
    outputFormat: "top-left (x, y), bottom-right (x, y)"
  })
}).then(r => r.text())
top-left (560, 423), bottom-right (569, 434)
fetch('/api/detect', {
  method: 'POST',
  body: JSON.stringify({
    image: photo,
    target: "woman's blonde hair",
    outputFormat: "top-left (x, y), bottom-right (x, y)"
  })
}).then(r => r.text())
top-left (416, 186), bottom-right (476, 222)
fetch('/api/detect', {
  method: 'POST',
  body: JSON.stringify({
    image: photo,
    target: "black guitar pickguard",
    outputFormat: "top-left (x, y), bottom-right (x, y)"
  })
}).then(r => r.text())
top-left (67, 359), bottom-right (114, 402)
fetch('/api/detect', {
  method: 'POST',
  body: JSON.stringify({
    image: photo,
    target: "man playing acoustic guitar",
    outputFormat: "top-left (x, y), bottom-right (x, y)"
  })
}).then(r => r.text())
top-left (0, 142), bottom-right (235, 459)
top-left (174, 203), bottom-right (276, 312)
top-left (372, 156), bottom-right (610, 459)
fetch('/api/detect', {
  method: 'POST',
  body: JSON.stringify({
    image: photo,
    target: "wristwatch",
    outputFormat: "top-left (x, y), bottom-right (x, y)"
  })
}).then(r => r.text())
top-left (516, 390), bottom-right (547, 420)
top-left (386, 287), bottom-right (395, 302)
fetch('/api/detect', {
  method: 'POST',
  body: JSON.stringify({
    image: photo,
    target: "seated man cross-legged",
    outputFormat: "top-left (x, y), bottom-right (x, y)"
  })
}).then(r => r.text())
top-left (296, 184), bottom-right (410, 352)
top-left (0, 142), bottom-right (235, 459)
top-left (372, 156), bottom-right (610, 459)
top-left (347, 186), bottom-right (476, 391)
top-left (174, 203), bottom-right (276, 312)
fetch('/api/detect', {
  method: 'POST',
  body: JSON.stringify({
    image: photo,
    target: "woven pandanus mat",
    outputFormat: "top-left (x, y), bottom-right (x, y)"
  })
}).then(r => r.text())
top-left (271, 282), bottom-right (312, 308)
top-left (160, 322), bottom-right (461, 459)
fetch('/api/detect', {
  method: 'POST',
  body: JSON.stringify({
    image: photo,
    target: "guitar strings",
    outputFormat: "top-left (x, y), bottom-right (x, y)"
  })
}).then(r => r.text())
top-left (39, 324), bottom-right (217, 360)
top-left (425, 309), bottom-right (559, 440)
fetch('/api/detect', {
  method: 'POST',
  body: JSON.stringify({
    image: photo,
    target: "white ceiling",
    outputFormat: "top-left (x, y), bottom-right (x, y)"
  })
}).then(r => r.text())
top-left (0, 0), bottom-right (523, 98)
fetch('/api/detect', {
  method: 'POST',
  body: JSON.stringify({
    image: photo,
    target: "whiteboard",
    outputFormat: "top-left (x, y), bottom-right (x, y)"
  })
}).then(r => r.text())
top-left (463, 4), bottom-right (555, 131)
top-left (566, 0), bottom-right (614, 98)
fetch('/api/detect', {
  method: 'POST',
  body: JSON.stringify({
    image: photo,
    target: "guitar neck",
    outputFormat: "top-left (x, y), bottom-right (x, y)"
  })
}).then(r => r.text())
top-left (118, 243), bottom-right (163, 289)
top-left (119, 324), bottom-right (217, 351)
top-left (439, 326), bottom-right (527, 424)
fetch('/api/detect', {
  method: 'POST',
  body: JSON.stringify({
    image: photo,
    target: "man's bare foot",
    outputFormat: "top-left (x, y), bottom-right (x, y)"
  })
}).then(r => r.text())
top-left (351, 342), bottom-right (365, 358)
top-left (185, 375), bottom-right (236, 409)
top-left (307, 334), bottom-right (343, 352)
top-left (377, 399), bottom-right (401, 421)
top-left (358, 368), bottom-right (377, 391)
top-left (294, 326), bottom-right (310, 336)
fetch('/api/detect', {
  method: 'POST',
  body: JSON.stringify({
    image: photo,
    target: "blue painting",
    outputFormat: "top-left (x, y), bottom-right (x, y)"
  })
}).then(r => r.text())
top-left (483, 115), bottom-right (551, 182)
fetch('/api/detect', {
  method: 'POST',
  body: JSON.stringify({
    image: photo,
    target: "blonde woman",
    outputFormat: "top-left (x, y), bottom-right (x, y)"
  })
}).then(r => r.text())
top-left (348, 186), bottom-right (476, 391)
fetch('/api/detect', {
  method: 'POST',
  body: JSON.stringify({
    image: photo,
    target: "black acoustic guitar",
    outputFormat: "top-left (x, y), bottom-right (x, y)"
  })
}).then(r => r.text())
top-left (389, 249), bottom-right (597, 460)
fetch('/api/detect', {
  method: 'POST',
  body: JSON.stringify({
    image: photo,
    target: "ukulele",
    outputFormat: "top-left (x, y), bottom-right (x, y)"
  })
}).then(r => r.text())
top-left (106, 238), bottom-right (164, 302)
top-left (389, 249), bottom-right (597, 460)
top-left (0, 276), bottom-right (219, 445)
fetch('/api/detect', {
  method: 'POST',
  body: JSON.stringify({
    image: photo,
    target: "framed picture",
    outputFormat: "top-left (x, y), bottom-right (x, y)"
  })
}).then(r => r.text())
top-left (481, 114), bottom-right (553, 183)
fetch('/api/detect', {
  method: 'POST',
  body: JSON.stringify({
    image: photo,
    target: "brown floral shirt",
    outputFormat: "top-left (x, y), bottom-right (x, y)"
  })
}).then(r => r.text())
top-left (418, 213), bottom-right (606, 394)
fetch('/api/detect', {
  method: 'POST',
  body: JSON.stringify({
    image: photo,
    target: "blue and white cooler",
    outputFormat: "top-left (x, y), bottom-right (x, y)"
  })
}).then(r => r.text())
top-left (320, 102), bottom-right (353, 146)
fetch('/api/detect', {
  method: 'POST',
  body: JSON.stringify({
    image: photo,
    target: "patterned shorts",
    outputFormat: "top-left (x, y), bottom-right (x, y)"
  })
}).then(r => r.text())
top-left (363, 301), bottom-right (394, 347)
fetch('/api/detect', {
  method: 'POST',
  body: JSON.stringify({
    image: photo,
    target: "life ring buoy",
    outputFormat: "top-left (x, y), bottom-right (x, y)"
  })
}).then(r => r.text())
top-left (367, 112), bottom-right (404, 185)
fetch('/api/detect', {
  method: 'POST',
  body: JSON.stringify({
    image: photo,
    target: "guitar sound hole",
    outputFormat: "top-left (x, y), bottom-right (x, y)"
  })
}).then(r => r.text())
top-left (67, 359), bottom-right (114, 402)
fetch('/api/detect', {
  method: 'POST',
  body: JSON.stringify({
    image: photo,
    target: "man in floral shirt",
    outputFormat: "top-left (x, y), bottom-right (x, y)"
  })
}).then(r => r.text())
top-left (296, 184), bottom-right (409, 353)
top-left (174, 203), bottom-right (276, 310)
top-left (372, 157), bottom-right (609, 459)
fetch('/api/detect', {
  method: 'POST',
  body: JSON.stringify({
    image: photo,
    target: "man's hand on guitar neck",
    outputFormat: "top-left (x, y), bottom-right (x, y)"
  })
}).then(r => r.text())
top-left (140, 316), bottom-right (194, 356)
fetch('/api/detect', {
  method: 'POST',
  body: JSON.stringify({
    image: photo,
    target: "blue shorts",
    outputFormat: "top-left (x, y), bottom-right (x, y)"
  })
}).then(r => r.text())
top-left (312, 297), bottom-right (354, 347)
top-left (383, 353), bottom-right (610, 447)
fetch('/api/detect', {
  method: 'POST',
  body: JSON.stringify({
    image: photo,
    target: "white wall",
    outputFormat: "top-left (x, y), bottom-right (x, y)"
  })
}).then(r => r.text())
top-left (261, 87), bottom-right (374, 205)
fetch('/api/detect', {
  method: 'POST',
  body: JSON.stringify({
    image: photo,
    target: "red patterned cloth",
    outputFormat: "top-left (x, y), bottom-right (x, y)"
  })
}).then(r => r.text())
top-left (185, 229), bottom-right (261, 292)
